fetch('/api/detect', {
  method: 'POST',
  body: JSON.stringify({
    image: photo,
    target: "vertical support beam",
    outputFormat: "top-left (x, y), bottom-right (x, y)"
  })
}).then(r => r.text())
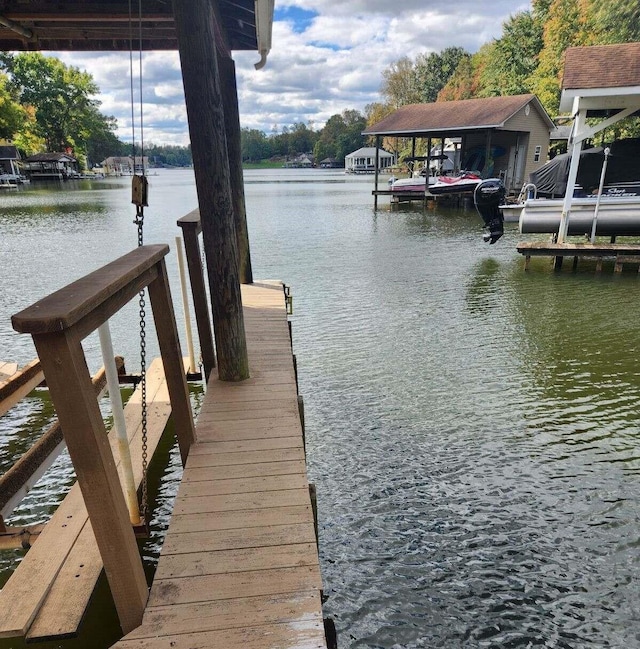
top-left (31, 331), bottom-right (147, 635)
top-left (218, 55), bottom-right (253, 285)
top-left (147, 258), bottom-right (197, 465)
top-left (177, 215), bottom-right (216, 380)
top-left (484, 129), bottom-right (492, 177)
top-left (374, 137), bottom-right (380, 210)
top-left (558, 108), bottom-right (586, 243)
top-left (172, 0), bottom-right (250, 381)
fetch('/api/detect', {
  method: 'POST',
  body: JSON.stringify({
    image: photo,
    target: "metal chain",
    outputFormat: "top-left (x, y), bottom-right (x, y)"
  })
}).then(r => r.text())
top-left (136, 211), bottom-right (149, 522)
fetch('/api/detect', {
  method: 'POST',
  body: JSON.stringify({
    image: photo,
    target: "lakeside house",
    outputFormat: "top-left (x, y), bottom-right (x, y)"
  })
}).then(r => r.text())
top-left (345, 147), bottom-right (395, 173)
top-left (283, 153), bottom-right (314, 168)
top-left (102, 155), bottom-right (150, 175)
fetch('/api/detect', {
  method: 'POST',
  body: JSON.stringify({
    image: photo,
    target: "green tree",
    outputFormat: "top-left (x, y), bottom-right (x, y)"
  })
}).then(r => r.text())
top-left (414, 47), bottom-right (469, 103)
top-left (381, 57), bottom-right (421, 108)
top-left (5, 52), bottom-right (101, 152)
top-left (479, 11), bottom-right (543, 96)
top-left (313, 110), bottom-right (366, 164)
top-left (590, 0), bottom-right (640, 43)
top-left (241, 128), bottom-right (272, 161)
top-left (0, 72), bottom-right (27, 140)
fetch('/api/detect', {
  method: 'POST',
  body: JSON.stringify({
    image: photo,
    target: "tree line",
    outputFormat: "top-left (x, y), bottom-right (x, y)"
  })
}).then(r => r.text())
top-left (246, 0), bottom-right (640, 165)
top-left (2, 1), bottom-right (639, 169)
top-left (0, 52), bottom-right (192, 169)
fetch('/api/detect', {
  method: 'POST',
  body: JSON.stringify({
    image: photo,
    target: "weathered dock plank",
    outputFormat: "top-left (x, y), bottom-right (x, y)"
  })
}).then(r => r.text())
top-left (0, 357), bottom-right (180, 641)
top-left (112, 283), bottom-right (326, 649)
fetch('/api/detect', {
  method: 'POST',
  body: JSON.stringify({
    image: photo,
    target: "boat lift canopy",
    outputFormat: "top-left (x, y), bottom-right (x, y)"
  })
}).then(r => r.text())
top-left (557, 43), bottom-right (640, 242)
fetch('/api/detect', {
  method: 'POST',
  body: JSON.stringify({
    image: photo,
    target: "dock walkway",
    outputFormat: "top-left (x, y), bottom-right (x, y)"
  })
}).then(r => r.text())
top-left (113, 282), bottom-right (326, 649)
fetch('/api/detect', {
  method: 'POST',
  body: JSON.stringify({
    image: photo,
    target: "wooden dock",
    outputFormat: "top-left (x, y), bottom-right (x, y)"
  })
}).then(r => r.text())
top-left (517, 241), bottom-right (640, 272)
top-left (113, 282), bottom-right (327, 649)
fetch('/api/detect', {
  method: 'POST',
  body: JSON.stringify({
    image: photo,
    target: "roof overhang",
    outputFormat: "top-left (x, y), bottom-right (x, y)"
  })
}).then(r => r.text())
top-left (0, 1), bottom-right (274, 59)
top-left (560, 86), bottom-right (640, 114)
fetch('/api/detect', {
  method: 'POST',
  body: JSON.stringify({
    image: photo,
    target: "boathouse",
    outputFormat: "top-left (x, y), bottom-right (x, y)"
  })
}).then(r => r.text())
top-left (102, 155), bottom-right (150, 176)
top-left (23, 152), bottom-right (79, 180)
top-left (345, 146), bottom-right (395, 173)
top-left (0, 2), bottom-right (328, 649)
top-left (0, 143), bottom-right (22, 178)
top-left (363, 94), bottom-right (555, 200)
top-left (517, 42), bottom-right (640, 268)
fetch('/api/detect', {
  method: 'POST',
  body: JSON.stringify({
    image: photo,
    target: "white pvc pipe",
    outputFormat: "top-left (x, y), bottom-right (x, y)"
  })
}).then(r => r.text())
top-left (590, 147), bottom-right (610, 244)
top-left (98, 322), bottom-right (141, 525)
top-left (175, 236), bottom-right (196, 374)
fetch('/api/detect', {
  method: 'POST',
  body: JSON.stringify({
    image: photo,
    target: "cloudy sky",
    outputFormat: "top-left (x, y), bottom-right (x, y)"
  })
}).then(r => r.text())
top-left (57, 0), bottom-right (531, 147)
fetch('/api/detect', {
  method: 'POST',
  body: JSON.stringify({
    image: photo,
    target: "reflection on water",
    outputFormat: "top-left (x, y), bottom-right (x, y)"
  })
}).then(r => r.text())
top-left (2, 169), bottom-right (640, 647)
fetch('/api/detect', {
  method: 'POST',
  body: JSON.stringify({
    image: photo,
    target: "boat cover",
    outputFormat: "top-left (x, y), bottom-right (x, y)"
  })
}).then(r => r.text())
top-left (530, 138), bottom-right (640, 198)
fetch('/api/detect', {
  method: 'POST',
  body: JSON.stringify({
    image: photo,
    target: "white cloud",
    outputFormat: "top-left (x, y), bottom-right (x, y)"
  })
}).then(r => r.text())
top-left (57, 2), bottom-right (531, 145)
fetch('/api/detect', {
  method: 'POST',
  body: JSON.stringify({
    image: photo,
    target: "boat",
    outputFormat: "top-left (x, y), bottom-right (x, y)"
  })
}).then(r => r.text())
top-left (389, 172), bottom-right (433, 193)
top-left (428, 172), bottom-right (482, 196)
top-left (0, 174), bottom-right (18, 188)
top-left (500, 138), bottom-right (640, 234)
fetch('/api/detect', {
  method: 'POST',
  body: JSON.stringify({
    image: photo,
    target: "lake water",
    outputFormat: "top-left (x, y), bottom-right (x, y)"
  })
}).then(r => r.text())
top-left (2, 169), bottom-right (640, 648)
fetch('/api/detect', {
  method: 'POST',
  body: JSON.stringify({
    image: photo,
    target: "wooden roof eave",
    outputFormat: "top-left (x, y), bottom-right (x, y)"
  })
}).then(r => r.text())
top-left (363, 124), bottom-right (507, 138)
top-left (0, 1), bottom-right (274, 54)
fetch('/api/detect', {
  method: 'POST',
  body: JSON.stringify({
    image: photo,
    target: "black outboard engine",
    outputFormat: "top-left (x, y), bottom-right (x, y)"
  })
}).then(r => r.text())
top-left (474, 178), bottom-right (506, 244)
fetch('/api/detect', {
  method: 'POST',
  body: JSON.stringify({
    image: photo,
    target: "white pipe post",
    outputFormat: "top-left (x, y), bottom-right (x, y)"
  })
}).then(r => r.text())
top-left (98, 322), bottom-right (141, 525)
top-left (175, 236), bottom-right (196, 373)
top-left (590, 147), bottom-right (610, 244)
top-left (558, 108), bottom-right (587, 243)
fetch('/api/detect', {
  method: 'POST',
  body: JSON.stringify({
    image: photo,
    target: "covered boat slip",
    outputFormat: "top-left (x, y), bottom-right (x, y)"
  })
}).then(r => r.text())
top-left (113, 282), bottom-right (325, 649)
top-left (515, 43), bottom-right (640, 266)
top-left (363, 94), bottom-right (555, 207)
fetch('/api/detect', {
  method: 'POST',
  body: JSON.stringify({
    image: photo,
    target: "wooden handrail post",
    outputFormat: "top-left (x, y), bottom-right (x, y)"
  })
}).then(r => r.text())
top-left (177, 211), bottom-right (216, 381)
top-left (147, 257), bottom-right (197, 465)
top-left (31, 331), bottom-right (148, 634)
top-left (11, 245), bottom-right (197, 634)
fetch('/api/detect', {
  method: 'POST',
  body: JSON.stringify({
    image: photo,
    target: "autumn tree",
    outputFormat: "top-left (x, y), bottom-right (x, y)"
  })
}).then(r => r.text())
top-left (479, 11), bottom-right (543, 97)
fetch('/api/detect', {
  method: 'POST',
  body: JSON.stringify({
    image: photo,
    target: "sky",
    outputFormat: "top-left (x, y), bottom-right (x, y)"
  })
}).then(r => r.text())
top-left (56, 1), bottom-right (532, 147)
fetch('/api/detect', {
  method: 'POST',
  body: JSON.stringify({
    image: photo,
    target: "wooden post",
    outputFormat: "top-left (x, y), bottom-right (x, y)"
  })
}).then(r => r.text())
top-left (374, 136), bottom-right (380, 210)
top-left (177, 211), bottom-right (216, 381)
top-left (172, 0), bottom-right (250, 381)
top-left (218, 55), bottom-right (253, 285)
top-left (147, 257), bottom-right (197, 465)
top-left (31, 331), bottom-right (148, 634)
top-left (484, 129), bottom-right (492, 176)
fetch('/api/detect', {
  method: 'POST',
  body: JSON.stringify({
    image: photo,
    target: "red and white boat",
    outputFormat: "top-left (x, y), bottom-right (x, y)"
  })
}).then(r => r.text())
top-left (427, 172), bottom-right (482, 196)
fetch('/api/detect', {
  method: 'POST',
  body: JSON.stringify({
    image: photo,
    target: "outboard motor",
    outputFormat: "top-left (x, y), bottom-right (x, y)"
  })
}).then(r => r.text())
top-left (474, 178), bottom-right (505, 244)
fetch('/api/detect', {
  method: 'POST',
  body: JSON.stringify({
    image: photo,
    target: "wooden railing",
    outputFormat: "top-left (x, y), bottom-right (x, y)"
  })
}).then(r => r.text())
top-left (0, 358), bottom-right (122, 535)
top-left (10, 244), bottom-right (196, 634)
top-left (177, 209), bottom-right (216, 380)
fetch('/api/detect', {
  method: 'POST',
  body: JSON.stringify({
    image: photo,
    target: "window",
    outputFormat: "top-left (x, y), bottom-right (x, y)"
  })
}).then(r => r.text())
top-left (534, 145), bottom-right (542, 163)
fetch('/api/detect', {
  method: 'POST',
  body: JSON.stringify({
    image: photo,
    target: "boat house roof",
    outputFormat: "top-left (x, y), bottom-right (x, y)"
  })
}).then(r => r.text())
top-left (0, 145), bottom-right (20, 160)
top-left (0, 1), bottom-right (273, 57)
top-left (25, 153), bottom-right (76, 163)
top-left (560, 43), bottom-right (640, 113)
top-left (363, 94), bottom-right (555, 138)
top-left (346, 147), bottom-right (394, 159)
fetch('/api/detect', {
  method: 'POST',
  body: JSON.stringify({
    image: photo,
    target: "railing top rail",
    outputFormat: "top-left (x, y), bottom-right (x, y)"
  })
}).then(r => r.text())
top-left (12, 244), bottom-right (169, 336)
top-left (177, 209), bottom-right (201, 234)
